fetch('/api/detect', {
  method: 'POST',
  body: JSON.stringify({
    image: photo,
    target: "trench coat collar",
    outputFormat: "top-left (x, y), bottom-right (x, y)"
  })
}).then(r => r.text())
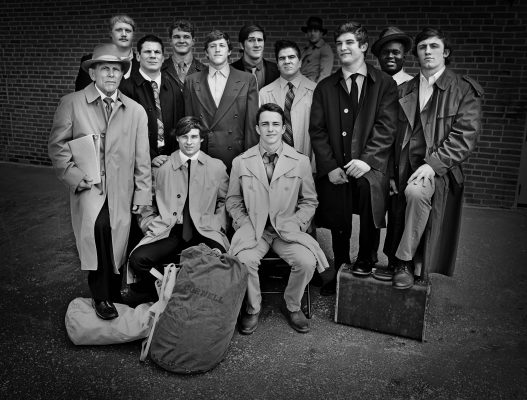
top-left (84, 82), bottom-right (128, 109)
top-left (169, 150), bottom-right (207, 171)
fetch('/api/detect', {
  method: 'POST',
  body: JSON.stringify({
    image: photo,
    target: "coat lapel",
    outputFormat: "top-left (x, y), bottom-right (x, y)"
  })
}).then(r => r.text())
top-left (243, 147), bottom-right (269, 189)
top-left (399, 80), bottom-right (419, 148)
top-left (211, 68), bottom-right (244, 128)
top-left (270, 144), bottom-right (297, 183)
top-left (193, 70), bottom-right (217, 120)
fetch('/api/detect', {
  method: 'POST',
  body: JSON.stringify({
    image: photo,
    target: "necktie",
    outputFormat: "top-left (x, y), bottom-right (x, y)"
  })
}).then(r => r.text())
top-left (263, 153), bottom-right (277, 183)
top-left (177, 62), bottom-right (186, 83)
top-left (350, 73), bottom-right (359, 116)
top-left (103, 97), bottom-right (113, 122)
top-left (251, 66), bottom-right (259, 90)
top-left (182, 160), bottom-right (193, 241)
top-left (283, 82), bottom-right (295, 147)
top-left (150, 81), bottom-right (165, 149)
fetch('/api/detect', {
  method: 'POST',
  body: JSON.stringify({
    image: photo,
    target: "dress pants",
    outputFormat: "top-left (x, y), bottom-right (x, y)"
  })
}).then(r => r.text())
top-left (237, 229), bottom-right (316, 314)
top-left (88, 201), bottom-right (122, 302)
top-left (331, 177), bottom-right (380, 269)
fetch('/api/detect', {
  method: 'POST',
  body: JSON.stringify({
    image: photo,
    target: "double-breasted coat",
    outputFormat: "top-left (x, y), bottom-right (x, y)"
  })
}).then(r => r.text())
top-left (309, 64), bottom-right (398, 229)
top-left (48, 83), bottom-right (152, 272)
top-left (226, 144), bottom-right (329, 273)
top-left (184, 67), bottom-right (259, 170)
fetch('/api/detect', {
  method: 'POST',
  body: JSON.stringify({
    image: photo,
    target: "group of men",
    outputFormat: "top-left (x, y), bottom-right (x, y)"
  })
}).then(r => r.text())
top-left (48, 13), bottom-right (483, 336)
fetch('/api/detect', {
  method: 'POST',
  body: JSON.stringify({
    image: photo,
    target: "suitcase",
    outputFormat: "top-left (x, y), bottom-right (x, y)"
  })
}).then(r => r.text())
top-left (335, 264), bottom-right (431, 341)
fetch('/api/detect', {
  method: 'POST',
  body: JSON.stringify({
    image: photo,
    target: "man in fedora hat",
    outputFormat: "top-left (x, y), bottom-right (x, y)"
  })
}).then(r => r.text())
top-left (372, 26), bottom-right (413, 86)
top-left (300, 16), bottom-right (334, 83)
top-left (49, 43), bottom-right (152, 320)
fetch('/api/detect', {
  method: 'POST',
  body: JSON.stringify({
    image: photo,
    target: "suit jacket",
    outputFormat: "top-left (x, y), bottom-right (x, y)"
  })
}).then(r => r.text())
top-left (119, 69), bottom-right (185, 157)
top-left (74, 53), bottom-right (139, 92)
top-left (309, 63), bottom-right (398, 229)
top-left (184, 66), bottom-right (259, 170)
top-left (48, 83), bottom-right (152, 271)
top-left (259, 74), bottom-right (317, 169)
top-left (161, 56), bottom-right (206, 93)
top-left (231, 57), bottom-right (280, 89)
top-left (226, 143), bottom-right (329, 273)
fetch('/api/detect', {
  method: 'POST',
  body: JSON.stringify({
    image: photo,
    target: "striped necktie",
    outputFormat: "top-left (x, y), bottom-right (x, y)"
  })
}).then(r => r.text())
top-left (103, 97), bottom-right (113, 122)
top-left (150, 81), bottom-right (164, 149)
top-left (283, 82), bottom-right (295, 146)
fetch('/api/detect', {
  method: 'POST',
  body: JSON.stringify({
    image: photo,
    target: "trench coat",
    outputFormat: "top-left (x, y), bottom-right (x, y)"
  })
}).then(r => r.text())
top-left (184, 67), bottom-right (259, 170)
top-left (48, 83), bottom-right (152, 271)
top-left (226, 144), bottom-right (329, 273)
top-left (391, 69), bottom-right (483, 277)
top-left (309, 64), bottom-right (398, 229)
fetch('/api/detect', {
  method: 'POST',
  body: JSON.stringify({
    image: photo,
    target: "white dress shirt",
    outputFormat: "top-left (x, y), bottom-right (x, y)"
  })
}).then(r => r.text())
top-left (208, 65), bottom-right (230, 107)
top-left (419, 66), bottom-right (445, 111)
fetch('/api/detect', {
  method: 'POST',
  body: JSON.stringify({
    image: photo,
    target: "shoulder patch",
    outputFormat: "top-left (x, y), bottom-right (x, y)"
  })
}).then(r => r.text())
top-left (462, 75), bottom-right (484, 97)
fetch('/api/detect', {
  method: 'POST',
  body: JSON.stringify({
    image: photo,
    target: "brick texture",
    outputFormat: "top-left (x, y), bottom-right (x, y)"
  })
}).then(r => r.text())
top-left (0, 0), bottom-right (526, 208)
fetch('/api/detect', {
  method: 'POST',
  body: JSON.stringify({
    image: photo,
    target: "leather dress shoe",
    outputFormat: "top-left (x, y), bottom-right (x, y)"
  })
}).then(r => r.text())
top-left (320, 278), bottom-right (336, 296)
top-left (373, 260), bottom-right (396, 281)
top-left (280, 302), bottom-right (309, 333)
top-left (393, 259), bottom-right (415, 289)
top-left (351, 259), bottom-right (373, 276)
top-left (239, 311), bottom-right (260, 335)
top-left (92, 299), bottom-right (118, 320)
top-left (121, 285), bottom-right (157, 307)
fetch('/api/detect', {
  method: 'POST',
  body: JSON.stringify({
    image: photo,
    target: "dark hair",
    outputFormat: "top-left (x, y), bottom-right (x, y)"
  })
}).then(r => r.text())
top-left (109, 14), bottom-right (136, 32)
top-left (168, 19), bottom-right (195, 39)
top-left (412, 27), bottom-right (452, 65)
top-left (204, 30), bottom-right (233, 51)
top-left (238, 23), bottom-right (266, 44)
top-left (334, 22), bottom-right (368, 50)
top-left (274, 40), bottom-right (301, 61)
top-left (174, 116), bottom-right (204, 138)
top-left (256, 103), bottom-right (285, 125)
top-left (137, 34), bottom-right (164, 54)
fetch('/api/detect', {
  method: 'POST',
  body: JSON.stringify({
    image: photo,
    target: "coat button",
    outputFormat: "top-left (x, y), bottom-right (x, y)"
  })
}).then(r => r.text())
top-left (177, 194), bottom-right (181, 198)
top-left (228, 146), bottom-right (232, 150)
top-left (100, 170), bottom-right (105, 176)
top-left (344, 108), bottom-right (349, 113)
top-left (342, 131), bottom-right (347, 136)
top-left (173, 212), bottom-right (177, 216)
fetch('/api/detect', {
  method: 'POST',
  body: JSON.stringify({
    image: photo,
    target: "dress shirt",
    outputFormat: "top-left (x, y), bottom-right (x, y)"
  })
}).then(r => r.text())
top-left (342, 62), bottom-right (367, 101)
top-left (419, 66), bottom-right (446, 111)
top-left (208, 65), bottom-right (230, 107)
top-left (94, 86), bottom-right (118, 112)
top-left (179, 150), bottom-right (201, 165)
top-left (139, 69), bottom-right (161, 88)
top-left (171, 52), bottom-right (194, 76)
top-left (392, 69), bottom-right (414, 86)
top-left (276, 75), bottom-right (301, 106)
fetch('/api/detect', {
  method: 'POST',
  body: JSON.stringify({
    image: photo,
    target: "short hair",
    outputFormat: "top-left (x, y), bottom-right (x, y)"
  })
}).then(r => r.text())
top-left (137, 34), bottom-right (164, 54)
top-left (204, 30), bottom-right (233, 51)
top-left (168, 19), bottom-right (195, 39)
top-left (109, 15), bottom-right (136, 32)
top-left (238, 23), bottom-right (266, 44)
top-left (274, 40), bottom-right (301, 61)
top-left (412, 27), bottom-right (453, 65)
top-left (174, 116), bottom-right (205, 138)
top-left (256, 103), bottom-right (285, 125)
top-left (334, 22), bottom-right (368, 49)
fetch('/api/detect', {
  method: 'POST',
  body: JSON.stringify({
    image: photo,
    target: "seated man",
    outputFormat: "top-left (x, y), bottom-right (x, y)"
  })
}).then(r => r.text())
top-left (227, 103), bottom-right (329, 334)
top-left (127, 116), bottom-right (230, 298)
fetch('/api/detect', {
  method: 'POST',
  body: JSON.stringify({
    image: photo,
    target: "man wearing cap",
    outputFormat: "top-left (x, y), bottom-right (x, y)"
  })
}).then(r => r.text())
top-left (300, 17), bottom-right (334, 83)
top-left (372, 26), bottom-right (413, 86)
top-left (231, 23), bottom-right (279, 90)
top-left (162, 19), bottom-right (206, 93)
top-left (75, 14), bottom-right (139, 91)
top-left (49, 43), bottom-right (152, 320)
top-left (382, 27), bottom-right (483, 289)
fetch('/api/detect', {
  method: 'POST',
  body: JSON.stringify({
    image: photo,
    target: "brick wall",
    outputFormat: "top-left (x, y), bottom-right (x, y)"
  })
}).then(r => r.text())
top-left (0, 0), bottom-right (525, 208)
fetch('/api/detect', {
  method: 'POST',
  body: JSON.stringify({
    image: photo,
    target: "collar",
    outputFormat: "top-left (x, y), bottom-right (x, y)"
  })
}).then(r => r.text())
top-left (94, 85), bottom-right (118, 103)
top-left (279, 75), bottom-right (301, 89)
top-left (420, 66), bottom-right (446, 86)
top-left (139, 68), bottom-right (161, 87)
top-left (259, 141), bottom-right (283, 158)
top-left (208, 64), bottom-right (230, 78)
top-left (179, 150), bottom-right (201, 164)
top-left (172, 52), bottom-right (193, 67)
top-left (392, 69), bottom-right (413, 86)
top-left (342, 61), bottom-right (367, 80)
top-left (309, 38), bottom-right (325, 49)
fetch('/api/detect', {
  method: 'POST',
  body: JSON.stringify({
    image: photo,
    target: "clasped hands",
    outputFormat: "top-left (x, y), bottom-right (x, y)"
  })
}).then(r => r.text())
top-left (328, 159), bottom-right (371, 185)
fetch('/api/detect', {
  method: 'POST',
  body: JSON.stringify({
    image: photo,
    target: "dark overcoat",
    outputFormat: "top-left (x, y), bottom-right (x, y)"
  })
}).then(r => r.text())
top-left (161, 57), bottom-right (206, 93)
top-left (231, 57), bottom-right (280, 89)
top-left (309, 64), bottom-right (398, 229)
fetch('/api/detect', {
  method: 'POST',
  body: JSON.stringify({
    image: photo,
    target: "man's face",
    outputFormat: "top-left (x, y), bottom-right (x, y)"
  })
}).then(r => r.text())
top-left (177, 128), bottom-right (203, 158)
top-left (111, 22), bottom-right (134, 50)
top-left (137, 41), bottom-right (163, 74)
top-left (307, 29), bottom-right (323, 44)
top-left (336, 32), bottom-right (367, 67)
top-left (416, 36), bottom-right (449, 74)
top-left (277, 47), bottom-right (301, 80)
top-left (171, 28), bottom-right (194, 56)
top-left (206, 39), bottom-right (231, 68)
top-left (378, 41), bottom-right (406, 76)
top-left (256, 111), bottom-right (285, 148)
top-left (242, 31), bottom-right (264, 61)
top-left (89, 62), bottom-right (123, 96)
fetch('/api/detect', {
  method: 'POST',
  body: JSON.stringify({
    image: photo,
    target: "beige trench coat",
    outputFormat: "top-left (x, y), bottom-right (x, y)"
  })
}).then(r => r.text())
top-left (226, 144), bottom-right (329, 273)
top-left (48, 83), bottom-right (152, 272)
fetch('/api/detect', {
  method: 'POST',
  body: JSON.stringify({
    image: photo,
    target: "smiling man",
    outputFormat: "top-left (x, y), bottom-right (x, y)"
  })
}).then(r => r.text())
top-left (227, 103), bottom-right (329, 334)
top-left (309, 22), bottom-right (398, 295)
top-left (372, 26), bottom-right (413, 86)
top-left (184, 30), bottom-right (258, 170)
top-left (231, 23), bottom-right (279, 89)
top-left (382, 27), bottom-right (483, 288)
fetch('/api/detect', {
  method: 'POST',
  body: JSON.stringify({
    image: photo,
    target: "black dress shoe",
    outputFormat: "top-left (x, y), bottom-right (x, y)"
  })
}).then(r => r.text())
top-left (373, 260), bottom-right (396, 281)
top-left (92, 299), bottom-right (118, 320)
top-left (320, 278), bottom-right (336, 296)
top-left (121, 285), bottom-right (157, 307)
top-left (239, 311), bottom-right (260, 335)
top-left (393, 259), bottom-right (415, 289)
top-left (280, 302), bottom-right (309, 333)
top-left (351, 259), bottom-right (373, 276)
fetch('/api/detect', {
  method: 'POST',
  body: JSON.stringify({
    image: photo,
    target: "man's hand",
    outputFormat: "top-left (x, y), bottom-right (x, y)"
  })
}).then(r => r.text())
top-left (408, 164), bottom-right (435, 187)
top-left (389, 178), bottom-right (398, 195)
top-left (131, 205), bottom-right (147, 214)
top-left (76, 176), bottom-right (93, 193)
top-left (328, 167), bottom-right (349, 185)
top-left (344, 159), bottom-right (371, 179)
top-left (152, 155), bottom-right (169, 168)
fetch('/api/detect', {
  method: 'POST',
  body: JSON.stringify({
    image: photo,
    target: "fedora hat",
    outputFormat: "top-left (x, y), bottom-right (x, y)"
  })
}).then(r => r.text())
top-left (81, 43), bottom-right (131, 73)
top-left (371, 27), bottom-right (412, 57)
top-left (301, 16), bottom-right (327, 35)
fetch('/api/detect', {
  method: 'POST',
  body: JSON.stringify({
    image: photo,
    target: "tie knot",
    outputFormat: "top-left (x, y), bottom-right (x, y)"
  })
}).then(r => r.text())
top-left (350, 73), bottom-right (359, 82)
top-left (151, 81), bottom-right (158, 90)
top-left (103, 97), bottom-right (113, 106)
top-left (264, 153), bottom-right (276, 163)
top-left (287, 82), bottom-right (294, 90)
